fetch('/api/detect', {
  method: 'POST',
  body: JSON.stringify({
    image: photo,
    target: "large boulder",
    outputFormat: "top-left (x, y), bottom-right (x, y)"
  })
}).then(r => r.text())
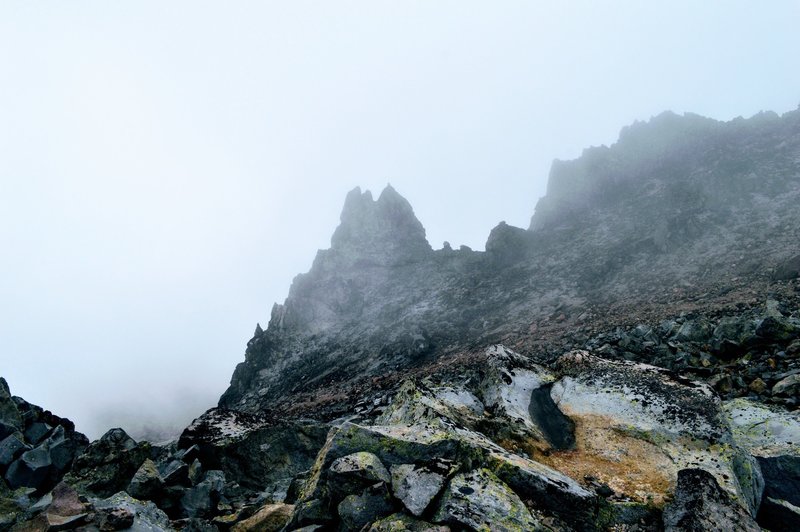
top-left (662, 469), bottom-right (760, 531)
top-left (390, 463), bottom-right (448, 517)
top-left (433, 468), bottom-right (541, 531)
top-left (230, 502), bottom-right (294, 532)
top-left (178, 408), bottom-right (328, 502)
top-left (64, 428), bottom-right (150, 497)
top-left (549, 351), bottom-right (763, 515)
top-left (724, 398), bottom-right (800, 530)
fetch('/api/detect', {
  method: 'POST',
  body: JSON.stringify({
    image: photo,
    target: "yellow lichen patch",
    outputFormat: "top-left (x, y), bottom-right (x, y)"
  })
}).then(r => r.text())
top-left (535, 414), bottom-right (676, 506)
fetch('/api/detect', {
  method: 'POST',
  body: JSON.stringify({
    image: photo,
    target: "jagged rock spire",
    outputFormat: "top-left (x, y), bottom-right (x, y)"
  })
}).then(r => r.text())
top-left (330, 185), bottom-right (431, 261)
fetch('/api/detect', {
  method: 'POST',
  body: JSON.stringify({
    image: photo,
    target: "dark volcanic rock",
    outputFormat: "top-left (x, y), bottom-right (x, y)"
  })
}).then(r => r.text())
top-left (64, 428), bottom-right (150, 498)
top-left (178, 408), bottom-right (328, 501)
top-left (662, 468), bottom-right (760, 531)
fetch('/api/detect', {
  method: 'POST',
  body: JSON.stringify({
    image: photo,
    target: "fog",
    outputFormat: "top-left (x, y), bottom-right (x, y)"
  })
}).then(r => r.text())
top-left (1, 1), bottom-right (799, 440)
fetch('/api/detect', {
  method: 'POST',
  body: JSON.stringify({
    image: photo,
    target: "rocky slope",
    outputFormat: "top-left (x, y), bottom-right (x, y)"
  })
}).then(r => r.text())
top-left (2, 108), bottom-right (800, 531)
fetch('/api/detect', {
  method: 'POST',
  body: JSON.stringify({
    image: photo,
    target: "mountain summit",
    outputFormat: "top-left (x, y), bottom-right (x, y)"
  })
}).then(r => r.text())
top-left (3, 109), bottom-right (799, 531)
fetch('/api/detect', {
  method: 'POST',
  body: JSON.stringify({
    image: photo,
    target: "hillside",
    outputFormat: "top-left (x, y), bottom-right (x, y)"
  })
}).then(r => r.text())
top-left (2, 108), bottom-right (799, 531)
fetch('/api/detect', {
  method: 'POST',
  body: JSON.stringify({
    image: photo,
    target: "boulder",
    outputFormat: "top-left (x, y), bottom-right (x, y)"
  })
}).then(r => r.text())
top-left (64, 428), bottom-right (150, 497)
top-left (4, 446), bottom-right (53, 490)
top-left (0, 433), bottom-right (29, 470)
top-left (337, 486), bottom-right (394, 531)
top-left (550, 351), bottom-right (762, 515)
top-left (328, 451), bottom-right (390, 496)
top-left (180, 469), bottom-right (225, 518)
top-left (368, 513), bottom-right (450, 531)
top-left (230, 502), bottom-right (294, 532)
top-left (390, 463), bottom-right (447, 517)
top-left (433, 468), bottom-right (541, 531)
top-left (773, 253), bottom-right (800, 280)
top-left (178, 409), bottom-right (328, 501)
top-left (772, 373), bottom-right (800, 396)
top-left (0, 378), bottom-right (23, 436)
top-left (662, 468), bottom-right (760, 531)
top-left (92, 491), bottom-right (171, 531)
top-left (724, 397), bottom-right (800, 529)
top-left (127, 458), bottom-right (163, 501)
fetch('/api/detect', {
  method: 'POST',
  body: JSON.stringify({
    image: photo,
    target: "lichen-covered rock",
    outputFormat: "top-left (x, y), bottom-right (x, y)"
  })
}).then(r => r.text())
top-left (180, 469), bottom-right (225, 518)
top-left (390, 463), bottom-right (447, 517)
top-left (368, 512), bottom-right (450, 531)
top-left (328, 451), bottom-right (390, 496)
top-left (433, 468), bottom-right (541, 531)
top-left (478, 345), bottom-right (561, 451)
top-left (772, 374), bottom-right (800, 396)
top-left (178, 409), bottom-right (328, 501)
top-left (64, 428), bottom-right (150, 498)
top-left (662, 468), bottom-right (760, 531)
top-left (127, 458), bottom-right (163, 501)
top-left (337, 486), bottom-right (395, 531)
top-left (724, 398), bottom-right (800, 459)
top-left (230, 502), bottom-right (294, 532)
top-left (549, 351), bottom-right (762, 514)
top-left (92, 491), bottom-right (171, 531)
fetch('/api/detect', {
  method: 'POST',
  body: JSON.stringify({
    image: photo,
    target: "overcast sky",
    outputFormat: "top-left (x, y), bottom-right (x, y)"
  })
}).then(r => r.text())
top-left (1, 1), bottom-right (799, 439)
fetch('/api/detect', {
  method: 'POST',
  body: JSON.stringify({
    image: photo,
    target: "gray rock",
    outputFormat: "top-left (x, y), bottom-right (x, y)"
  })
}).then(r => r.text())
top-left (662, 469), bottom-right (760, 531)
top-left (755, 454), bottom-right (800, 530)
top-left (229, 502), bottom-right (294, 532)
top-left (757, 496), bottom-right (800, 531)
top-left (328, 451), bottom-right (390, 496)
top-left (673, 318), bottom-right (712, 343)
top-left (23, 422), bottom-right (53, 446)
top-left (390, 463), bottom-right (446, 517)
top-left (65, 427), bottom-right (150, 497)
top-left (337, 488), bottom-right (394, 531)
top-left (0, 378), bottom-right (22, 437)
top-left (180, 469), bottom-right (225, 518)
top-left (368, 513), bottom-right (450, 531)
top-left (433, 469), bottom-right (540, 531)
top-left (160, 459), bottom-right (190, 486)
top-left (127, 458), bottom-right (163, 501)
top-left (773, 253), bottom-right (800, 280)
top-left (4, 446), bottom-right (53, 490)
top-left (773, 373), bottom-right (800, 396)
top-left (178, 410), bottom-right (327, 499)
top-left (93, 491), bottom-right (171, 532)
top-left (0, 433), bottom-right (29, 469)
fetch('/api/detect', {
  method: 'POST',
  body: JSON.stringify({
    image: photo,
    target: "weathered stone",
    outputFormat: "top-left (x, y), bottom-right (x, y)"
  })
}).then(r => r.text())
top-left (550, 351), bottom-right (761, 514)
top-left (662, 469), bottom-right (760, 531)
top-left (0, 433), bottom-right (29, 469)
top-left (160, 459), bottom-right (190, 486)
top-left (390, 463), bottom-right (446, 517)
top-left (673, 318), bottom-right (712, 343)
top-left (328, 451), bottom-right (390, 496)
top-left (337, 487), bottom-right (394, 531)
top-left (772, 373), bottom-right (800, 396)
top-left (180, 469), bottom-right (225, 518)
top-left (433, 469), bottom-right (540, 531)
top-left (23, 423), bottom-right (53, 446)
top-left (368, 513), bottom-right (450, 531)
top-left (4, 446), bottom-right (53, 490)
top-left (92, 491), bottom-right (170, 531)
top-left (127, 458), bottom-right (163, 501)
top-left (64, 428), bottom-right (150, 498)
top-left (178, 410), bottom-right (327, 500)
top-left (230, 502), bottom-right (294, 532)
top-left (757, 496), bottom-right (800, 531)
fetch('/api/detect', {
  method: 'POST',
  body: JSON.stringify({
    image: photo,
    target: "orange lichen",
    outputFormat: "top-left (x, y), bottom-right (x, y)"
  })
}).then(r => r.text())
top-left (535, 414), bottom-right (675, 506)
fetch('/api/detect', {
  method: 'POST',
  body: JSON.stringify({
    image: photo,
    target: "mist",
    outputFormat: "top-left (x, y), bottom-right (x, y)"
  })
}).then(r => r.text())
top-left (2, 1), bottom-right (799, 440)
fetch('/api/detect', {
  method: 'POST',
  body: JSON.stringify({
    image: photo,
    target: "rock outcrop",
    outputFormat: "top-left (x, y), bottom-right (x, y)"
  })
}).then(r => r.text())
top-left (4, 107), bottom-right (800, 530)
